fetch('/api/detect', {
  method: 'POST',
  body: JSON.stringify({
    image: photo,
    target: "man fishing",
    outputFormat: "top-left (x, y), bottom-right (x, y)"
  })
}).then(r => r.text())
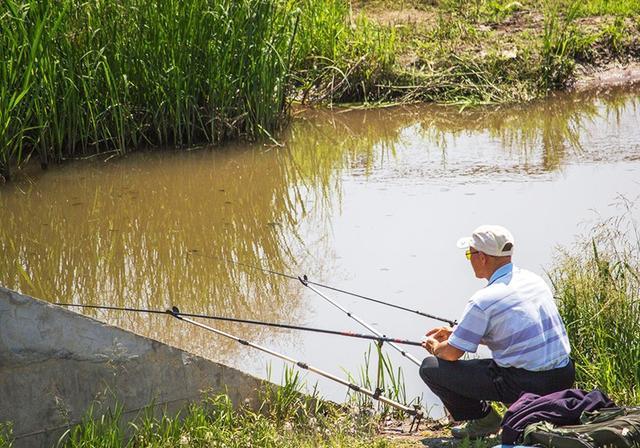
top-left (419, 224), bottom-right (574, 439)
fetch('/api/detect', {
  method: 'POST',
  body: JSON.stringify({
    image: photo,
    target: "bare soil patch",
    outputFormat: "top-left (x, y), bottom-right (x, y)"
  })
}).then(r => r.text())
top-left (574, 61), bottom-right (640, 90)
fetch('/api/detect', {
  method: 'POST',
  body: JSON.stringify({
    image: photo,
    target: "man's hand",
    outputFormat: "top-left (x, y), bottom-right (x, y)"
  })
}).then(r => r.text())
top-left (426, 326), bottom-right (453, 342)
top-left (422, 327), bottom-right (464, 361)
top-left (422, 336), bottom-right (439, 355)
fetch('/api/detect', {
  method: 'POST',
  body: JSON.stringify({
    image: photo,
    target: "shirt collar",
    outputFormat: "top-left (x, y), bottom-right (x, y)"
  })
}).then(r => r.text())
top-left (488, 262), bottom-right (513, 285)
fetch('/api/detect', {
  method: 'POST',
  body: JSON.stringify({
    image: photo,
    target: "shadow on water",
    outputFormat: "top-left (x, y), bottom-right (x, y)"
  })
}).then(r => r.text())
top-left (0, 85), bottom-right (638, 365)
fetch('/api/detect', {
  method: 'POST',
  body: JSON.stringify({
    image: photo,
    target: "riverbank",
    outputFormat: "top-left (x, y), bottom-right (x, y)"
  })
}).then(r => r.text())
top-left (0, 388), bottom-right (395, 448)
top-left (0, 390), bottom-right (462, 448)
top-left (2, 0), bottom-right (640, 180)
top-left (309, 0), bottom-right (640, 104)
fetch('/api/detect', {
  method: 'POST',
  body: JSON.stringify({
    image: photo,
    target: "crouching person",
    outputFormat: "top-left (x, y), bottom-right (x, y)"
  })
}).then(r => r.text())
top-left (420, 225), bottom-right (574, 439)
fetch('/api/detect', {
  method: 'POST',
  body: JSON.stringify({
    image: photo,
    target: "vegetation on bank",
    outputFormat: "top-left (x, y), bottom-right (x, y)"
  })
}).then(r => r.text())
top-left (59, 394), bottom-right (391, 448)
top-left (0, 361), bottom-right (420, 448)
top-left (0, 393), bottom-right (393, 448)
top-left (0, 0), bottom-right (395, 179)
top-left (2, 0), bottom-right (640, 179)
top-left (551, 208), bottom-right (640, 406)
top-left (0, 0), bottom-right (299, 179)
top-left (0, 425), bottom-right (11, 448)
top-left (354, 0), bottom-right (640, 104)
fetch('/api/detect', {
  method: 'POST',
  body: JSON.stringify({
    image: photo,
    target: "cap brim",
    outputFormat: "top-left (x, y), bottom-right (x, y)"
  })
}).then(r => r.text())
top-left (456, 237), bottom-right (473, 249)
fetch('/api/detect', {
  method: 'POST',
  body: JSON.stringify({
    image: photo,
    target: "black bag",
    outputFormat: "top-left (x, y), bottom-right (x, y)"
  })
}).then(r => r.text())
top-left (523, 407), bottom-right (640, 448)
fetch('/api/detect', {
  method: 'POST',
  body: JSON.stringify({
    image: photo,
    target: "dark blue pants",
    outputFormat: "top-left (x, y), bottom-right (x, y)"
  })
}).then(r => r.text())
top-left (419, 357), bottom-right (575, 421)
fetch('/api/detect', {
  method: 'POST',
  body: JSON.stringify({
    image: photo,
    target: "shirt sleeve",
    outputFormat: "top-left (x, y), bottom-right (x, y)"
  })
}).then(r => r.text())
top-left (448, 302), bottom-right (489, 353)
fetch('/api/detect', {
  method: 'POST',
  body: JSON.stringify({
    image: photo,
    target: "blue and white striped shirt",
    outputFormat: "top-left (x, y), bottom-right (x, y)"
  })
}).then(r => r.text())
top-left (448, 263), bottom-right (571, 371)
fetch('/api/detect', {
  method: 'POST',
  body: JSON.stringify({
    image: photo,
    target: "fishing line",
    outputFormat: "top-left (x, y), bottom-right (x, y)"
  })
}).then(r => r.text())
top-left (299, 276), bottom-right (423, 367)
top-left (165, 306), bottom-right (424, 426)
top-left (55, 303), bottom-right (424, 347)
top-left (186, 250), bottom-right (457, 326)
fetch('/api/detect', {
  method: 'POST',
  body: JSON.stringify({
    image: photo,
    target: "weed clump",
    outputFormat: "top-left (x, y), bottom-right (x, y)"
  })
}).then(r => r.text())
top-left (0, 423), bottom-right (12, 448)
top-left (55, 387), bottom-right (393, 448)
top-left (550, 206), bottom-right (640, 406)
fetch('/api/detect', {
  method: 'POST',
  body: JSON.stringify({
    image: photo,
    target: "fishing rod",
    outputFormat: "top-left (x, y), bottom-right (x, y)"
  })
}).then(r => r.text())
top-left (165, 306), bottom-right (424, 429)
top-left (55, 303), bottom-right (424, 347)
top-left (298, 276), bottom-right (423, 368)
top-left (187, 250), bottom-right (457, 327)
top-left (294, 277), bottom-right (423, 398)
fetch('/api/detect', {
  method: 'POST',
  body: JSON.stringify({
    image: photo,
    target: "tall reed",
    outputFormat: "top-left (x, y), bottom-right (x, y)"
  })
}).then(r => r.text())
top-left (540, 0), bottom-right (582, 89)
top-left (550, 209), bottom-right (640, 405)
top-left (291, 0), bottom-right (397, 103)
top-left (344, 344), bottom-right (420, 420)
top-left (0, 0), bottom-right (49, 178)
top-left (0, 0), bottom-right (299, 177)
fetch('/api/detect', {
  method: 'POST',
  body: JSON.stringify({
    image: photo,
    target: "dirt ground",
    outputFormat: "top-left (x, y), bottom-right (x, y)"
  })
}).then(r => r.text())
top-left (573, 61), bottom-right (640, 89)
top-left (378, 416), bottom-right (499, 448)
top-left (357, 2), bottom-right (640, 93)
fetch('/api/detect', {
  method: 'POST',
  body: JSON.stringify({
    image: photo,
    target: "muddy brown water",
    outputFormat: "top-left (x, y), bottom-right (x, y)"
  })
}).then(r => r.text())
top-left (1, 86), bottom-right (639, 416)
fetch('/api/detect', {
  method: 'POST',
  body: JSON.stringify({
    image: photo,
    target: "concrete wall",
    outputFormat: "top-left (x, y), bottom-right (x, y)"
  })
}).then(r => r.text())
top-left (0, 287), bottom-right (268, 447)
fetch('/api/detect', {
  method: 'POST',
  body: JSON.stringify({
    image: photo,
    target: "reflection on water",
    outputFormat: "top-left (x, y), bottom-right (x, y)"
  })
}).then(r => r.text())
top-left (289, 87), bottom-right (639, 181)
top-left (0, 148), bottom-right (313, 359)
top-left (1, 85), bottom-right (639, 394)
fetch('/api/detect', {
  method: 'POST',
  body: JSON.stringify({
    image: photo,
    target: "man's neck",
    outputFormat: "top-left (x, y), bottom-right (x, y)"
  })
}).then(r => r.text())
top-left (485, 259), bottom-right (512, 280)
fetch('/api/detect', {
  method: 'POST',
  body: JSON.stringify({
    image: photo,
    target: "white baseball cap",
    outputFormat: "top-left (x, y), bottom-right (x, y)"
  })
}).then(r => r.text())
top-left (456, 225), bottom-right (515, 257)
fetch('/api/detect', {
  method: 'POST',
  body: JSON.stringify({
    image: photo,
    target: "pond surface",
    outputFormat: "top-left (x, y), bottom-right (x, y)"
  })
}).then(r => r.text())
top-left (1, 86), bottom-right (640, 416)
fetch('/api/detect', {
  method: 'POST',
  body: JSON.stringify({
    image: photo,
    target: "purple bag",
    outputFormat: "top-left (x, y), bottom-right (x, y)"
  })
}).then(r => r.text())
top-left (501, 389), bottom-right (617, 445)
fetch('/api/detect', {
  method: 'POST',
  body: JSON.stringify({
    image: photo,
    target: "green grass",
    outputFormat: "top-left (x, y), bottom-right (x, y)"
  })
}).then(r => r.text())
top-left (550, 209), bottom-right (640, 406)
top-left (0, 0), bottom-right (299, 177)
top-left (0, 423), bottom-right (12, 448)
top-left (292, 0), bottom-right (397, 103)
top-left (571, 0), bottom-right (640, 17)
top-left (53, 393), bottom-right (392, 448)
top-left (343, 344), bottom-right (420, 420)
top-left (350, 0), bottom-right (640, 105)
top-left (47, 363), bottom-right (402, 448)
top-left (405, 0), bottom-right (640, 21)
top-left (0, 352), bottom-right (420, 447)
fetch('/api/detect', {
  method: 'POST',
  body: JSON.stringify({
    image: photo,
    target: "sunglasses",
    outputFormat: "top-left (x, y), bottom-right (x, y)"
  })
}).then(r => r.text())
top-left (465, 249), bottom-right (480, 260)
